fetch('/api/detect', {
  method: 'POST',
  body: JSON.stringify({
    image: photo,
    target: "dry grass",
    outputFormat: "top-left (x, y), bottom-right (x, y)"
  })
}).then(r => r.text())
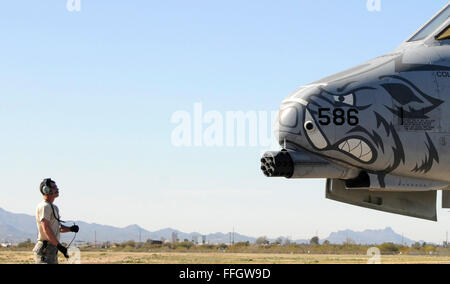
top-left (1, 250), bottom-right (450, 264)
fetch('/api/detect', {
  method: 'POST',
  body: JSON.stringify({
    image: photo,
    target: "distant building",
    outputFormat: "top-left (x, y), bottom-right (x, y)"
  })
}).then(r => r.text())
top-left (202, 235), bottom-right (207, 244)
top-left (170, 232), bottom-right (178, 243)
top-left (191, 235), bottom-right (203, 245)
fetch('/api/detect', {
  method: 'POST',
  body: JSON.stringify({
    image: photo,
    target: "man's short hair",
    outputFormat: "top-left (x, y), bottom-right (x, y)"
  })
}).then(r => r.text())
top-left (40, 178), bottom-right (56, 195)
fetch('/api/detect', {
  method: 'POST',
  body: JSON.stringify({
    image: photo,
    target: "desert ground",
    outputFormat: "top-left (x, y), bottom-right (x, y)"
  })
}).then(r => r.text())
top-left (1, 251), bottom-right (450, 264)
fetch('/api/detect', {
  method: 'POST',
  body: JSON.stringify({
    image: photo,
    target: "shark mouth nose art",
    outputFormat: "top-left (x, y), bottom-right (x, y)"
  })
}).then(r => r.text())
top-left (338, 138), bottom-right (372, 162)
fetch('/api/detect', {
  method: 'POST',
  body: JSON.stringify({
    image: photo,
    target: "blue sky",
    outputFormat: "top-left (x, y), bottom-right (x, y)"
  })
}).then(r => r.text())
top-left (0, 0), bottom-right (449, 243)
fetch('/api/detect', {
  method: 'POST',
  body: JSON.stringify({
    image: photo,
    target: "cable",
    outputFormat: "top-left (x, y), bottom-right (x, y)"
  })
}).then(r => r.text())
top-left (67, 224), bottom-right (77, 248)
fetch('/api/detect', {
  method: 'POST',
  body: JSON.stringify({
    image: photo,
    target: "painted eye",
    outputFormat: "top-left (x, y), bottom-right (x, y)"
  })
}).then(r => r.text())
top-left (334, 93), bottom-right (354, 106)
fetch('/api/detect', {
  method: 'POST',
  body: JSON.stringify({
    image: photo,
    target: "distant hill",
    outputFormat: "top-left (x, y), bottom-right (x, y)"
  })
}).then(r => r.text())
top-left (0, 207), bottom-right (258, 244)
top-left (0, 207), bottom-right (418, 245)
top-left (324, 227), bottom-right (416, 246)
top-left (0, 208), bottom-right (36, 242)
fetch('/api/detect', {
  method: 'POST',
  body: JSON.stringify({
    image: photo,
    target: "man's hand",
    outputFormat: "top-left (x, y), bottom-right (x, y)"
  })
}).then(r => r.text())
top-left (57, 243), bottom-right (69, 259)
top-left (70, 225), bottom-right (79, 233)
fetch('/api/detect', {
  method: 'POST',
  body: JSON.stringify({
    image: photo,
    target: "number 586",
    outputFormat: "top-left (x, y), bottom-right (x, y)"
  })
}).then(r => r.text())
top-left (318, 108), bottom-right (359, 126)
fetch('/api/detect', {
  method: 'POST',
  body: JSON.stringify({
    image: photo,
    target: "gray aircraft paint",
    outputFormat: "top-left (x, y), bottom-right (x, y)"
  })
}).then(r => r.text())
top-left (277, 53), bottom-right (447, 181)
top-left (263, 3), bottom-right (450, 220)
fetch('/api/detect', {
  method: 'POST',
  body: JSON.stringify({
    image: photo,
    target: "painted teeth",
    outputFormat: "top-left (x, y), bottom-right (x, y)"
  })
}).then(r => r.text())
top-left (339, 139), bottom-right (372, 162)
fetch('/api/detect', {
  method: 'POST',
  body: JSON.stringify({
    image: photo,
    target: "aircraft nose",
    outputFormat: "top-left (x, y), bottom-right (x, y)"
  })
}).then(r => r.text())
top-left (275, 85), bottom-right (329, 150)
top-left (275, 103), bottom-right (304, 148)
top-left (279, 107), bottom-right (299, 129)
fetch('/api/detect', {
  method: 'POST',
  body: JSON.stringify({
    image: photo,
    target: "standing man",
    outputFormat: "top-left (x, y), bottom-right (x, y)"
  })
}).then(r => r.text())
top-left (33, 178), bottom-right (79, 264)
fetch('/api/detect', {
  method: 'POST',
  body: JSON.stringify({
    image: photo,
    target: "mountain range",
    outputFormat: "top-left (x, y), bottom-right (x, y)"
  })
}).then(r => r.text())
top-left (0, 207), bottom-right (417, 245)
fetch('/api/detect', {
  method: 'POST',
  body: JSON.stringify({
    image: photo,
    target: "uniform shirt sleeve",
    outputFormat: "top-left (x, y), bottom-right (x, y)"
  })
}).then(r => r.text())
top-left (37, 203), bottom-right (53, 222)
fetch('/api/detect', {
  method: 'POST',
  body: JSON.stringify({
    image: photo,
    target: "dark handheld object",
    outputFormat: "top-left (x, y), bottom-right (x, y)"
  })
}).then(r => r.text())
top-left (70, 225), bottom-right (79, 233)
top-left (57, 243), bottom-right (69, 259)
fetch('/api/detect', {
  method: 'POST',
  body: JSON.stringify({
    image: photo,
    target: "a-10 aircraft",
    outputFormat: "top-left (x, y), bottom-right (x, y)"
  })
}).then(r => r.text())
top-left (261, 3), bottom-right (450, 221)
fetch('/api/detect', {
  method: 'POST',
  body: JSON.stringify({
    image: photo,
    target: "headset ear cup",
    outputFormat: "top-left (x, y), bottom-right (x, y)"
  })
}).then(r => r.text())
top-left (42, 178), bottom-right (50, 195)
top-left (42, 185), bottom-right (50, 195)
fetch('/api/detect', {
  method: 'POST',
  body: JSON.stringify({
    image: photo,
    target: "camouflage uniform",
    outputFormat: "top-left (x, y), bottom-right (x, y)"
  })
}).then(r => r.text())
top-left (33, 241), bottom-right (59, 264)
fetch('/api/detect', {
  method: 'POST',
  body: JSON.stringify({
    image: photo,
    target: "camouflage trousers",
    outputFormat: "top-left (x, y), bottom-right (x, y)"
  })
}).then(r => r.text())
top-left (33, 241), bottom-right (58, 264)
